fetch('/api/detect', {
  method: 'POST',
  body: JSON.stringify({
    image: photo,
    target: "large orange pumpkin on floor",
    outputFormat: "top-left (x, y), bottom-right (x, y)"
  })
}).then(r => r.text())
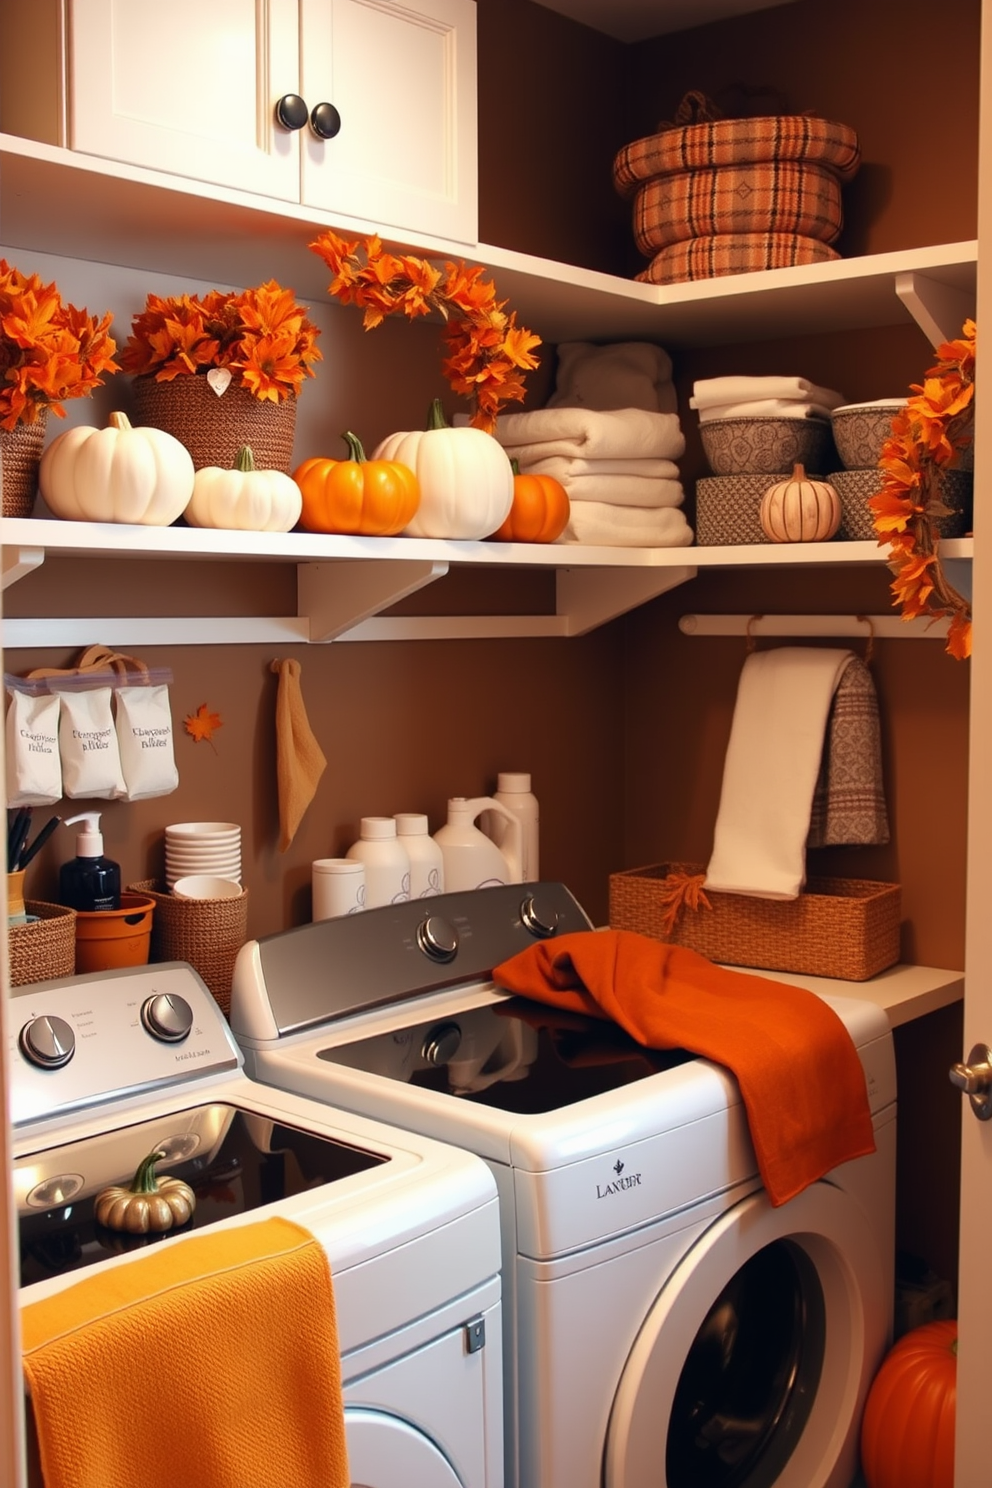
top-left (860, 1319), bottom-right (956, 1488)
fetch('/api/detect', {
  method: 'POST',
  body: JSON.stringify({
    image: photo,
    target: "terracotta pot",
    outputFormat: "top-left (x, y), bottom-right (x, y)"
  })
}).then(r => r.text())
top-left (131, 374), bottom-right (298, 473)
top-left (0, 408), bottom-right (48, 517)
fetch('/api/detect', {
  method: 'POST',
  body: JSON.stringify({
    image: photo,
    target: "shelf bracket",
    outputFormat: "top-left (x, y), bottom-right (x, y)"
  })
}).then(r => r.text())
top-left (556, 563), bottom-right (697, 635)
top-left (298, 559), bottom-right (448, 642)
top-left (895, 270), bottom-right (975, 348)
top-left (2, 546), bottom-right (44, 591)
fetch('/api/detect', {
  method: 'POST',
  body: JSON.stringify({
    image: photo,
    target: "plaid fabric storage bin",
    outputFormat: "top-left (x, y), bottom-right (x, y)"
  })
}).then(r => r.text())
top-left (614, 112), bottom-right (861, 196)
top-left (635, 232), bottom-right (840, 285)
top-left (614, 96), bottom-right (860, 284)
top-left (631, 160), bottom-right (845, 255)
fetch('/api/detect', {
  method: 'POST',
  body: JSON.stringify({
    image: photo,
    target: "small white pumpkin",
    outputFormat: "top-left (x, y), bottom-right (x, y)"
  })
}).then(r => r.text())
top-left (372, 397), bottom-right (513, 540)
top-left (760, 463), bottom-right (841, 543)
top-left (39, 410), bottom-right (195, 525)
top-left (185, 444), bottom-right (303, 532)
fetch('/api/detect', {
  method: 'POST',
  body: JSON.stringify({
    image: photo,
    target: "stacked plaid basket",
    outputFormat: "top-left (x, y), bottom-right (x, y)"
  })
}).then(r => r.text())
top-left (613, 92), bottom-right (861, 285)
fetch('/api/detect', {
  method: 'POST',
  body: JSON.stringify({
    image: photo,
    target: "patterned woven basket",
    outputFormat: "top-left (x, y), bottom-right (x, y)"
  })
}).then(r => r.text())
top-left (128, 878), bottom-right (248, 1015)
top-left (131, 375), bottom-right (298, 473)
top-left (635, 232), bottom-right (840, 284)
top-left (631, 161), bottom-right (845, 255)
top-left (0, 410), bottom-right (47, 518)
top-left (8, 900), bottom-right (78, 986)
top-left (830, 468), bottom-right (973, 541)
top-left (609, 863), bottom-right (901, 982)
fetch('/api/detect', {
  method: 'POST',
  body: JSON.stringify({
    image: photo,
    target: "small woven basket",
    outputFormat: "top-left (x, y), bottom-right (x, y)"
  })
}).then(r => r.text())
top-left (609, 863), bottom-right (901, 981)
top-left (131, 375), bottom-right (298, 473)
top-left (128, 879), bottom-right (248, 1015)
top-left (0, 410), bottom-right (48, 517)
top-left (8, 901), bottom-right (77, 986)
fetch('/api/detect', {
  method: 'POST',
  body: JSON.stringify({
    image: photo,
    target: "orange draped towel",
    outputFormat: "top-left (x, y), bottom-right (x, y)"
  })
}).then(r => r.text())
top-left (21, 1216), bottom-right (349, 1488)
top-left (271, 657), bottom-right (327, 852)
top-left (493, 929), bottom-right (876, 1207)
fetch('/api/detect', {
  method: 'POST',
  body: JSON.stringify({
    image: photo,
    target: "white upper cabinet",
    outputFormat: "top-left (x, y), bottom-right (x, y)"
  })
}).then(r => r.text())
top-left (0, 0), bottom-right (478, 245)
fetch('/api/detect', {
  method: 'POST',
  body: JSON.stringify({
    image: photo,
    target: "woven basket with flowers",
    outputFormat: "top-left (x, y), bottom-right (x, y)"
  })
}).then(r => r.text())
top-left (121, 281), bottom-right (321, 473)
top-left (0, 258), bottom-right (118, 516)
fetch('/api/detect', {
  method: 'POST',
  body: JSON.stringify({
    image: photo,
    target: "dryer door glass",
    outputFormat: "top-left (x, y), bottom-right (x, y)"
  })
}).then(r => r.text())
top-left (666, 1239), bottom-right (825, 1488)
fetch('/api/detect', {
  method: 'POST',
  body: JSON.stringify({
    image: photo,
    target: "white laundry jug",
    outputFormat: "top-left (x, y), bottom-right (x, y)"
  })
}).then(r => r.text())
top-left (433, 797), bottom-right (523, 891)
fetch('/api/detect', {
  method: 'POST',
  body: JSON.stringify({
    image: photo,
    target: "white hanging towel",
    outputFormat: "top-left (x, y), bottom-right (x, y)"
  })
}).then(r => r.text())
top-left (705, 647), bottom-right (854, 900)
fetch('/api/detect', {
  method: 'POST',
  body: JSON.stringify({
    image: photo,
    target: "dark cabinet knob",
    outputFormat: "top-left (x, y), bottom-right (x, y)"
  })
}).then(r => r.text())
top-left (310, 102), bottom-right (342, 140)
top-left (275, 93), bottom-right (309, 131)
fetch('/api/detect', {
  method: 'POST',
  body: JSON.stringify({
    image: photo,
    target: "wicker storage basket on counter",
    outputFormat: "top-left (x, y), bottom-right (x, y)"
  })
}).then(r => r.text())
top-left (8, 901), bottom-right (77, 986)
top-left (128, 879), bottom-right (248, 1015)
top-left (609, 863), bottom-right (901, 981)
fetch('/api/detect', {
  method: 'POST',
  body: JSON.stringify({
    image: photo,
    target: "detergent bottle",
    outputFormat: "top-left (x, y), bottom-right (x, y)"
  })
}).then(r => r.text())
top-left (59, 812), bottom-right (121, 911)
top-left (433, 798), bottom-right (523, 892)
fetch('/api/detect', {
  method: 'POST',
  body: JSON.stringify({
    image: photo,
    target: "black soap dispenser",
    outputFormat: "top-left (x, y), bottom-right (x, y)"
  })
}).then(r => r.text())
top-left (59, 812), bottom-right (121, 912)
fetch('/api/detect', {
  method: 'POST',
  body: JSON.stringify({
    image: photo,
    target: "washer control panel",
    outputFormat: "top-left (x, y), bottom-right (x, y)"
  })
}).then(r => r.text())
top-left (9, 963), bottom-right (241, 1128)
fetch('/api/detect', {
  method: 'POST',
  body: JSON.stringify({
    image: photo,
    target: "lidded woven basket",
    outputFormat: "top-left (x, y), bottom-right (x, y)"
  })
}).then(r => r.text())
top-left (613, 92), bottom-right (860, 285)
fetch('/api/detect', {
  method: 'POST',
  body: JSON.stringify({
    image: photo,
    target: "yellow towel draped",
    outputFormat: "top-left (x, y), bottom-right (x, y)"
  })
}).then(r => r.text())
top-left (22, 1216), bottom-right (349, 1488)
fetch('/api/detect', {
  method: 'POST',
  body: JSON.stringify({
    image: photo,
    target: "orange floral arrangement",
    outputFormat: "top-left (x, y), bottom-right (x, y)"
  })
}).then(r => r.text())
top-left (0, 258), bottom-right (119, 431)
top-left (309, 231), bottom-right (541, 432)
top-left (120, 280), bottom-right (321, 403)
top-left (870, 320), bottom-right (976, 660)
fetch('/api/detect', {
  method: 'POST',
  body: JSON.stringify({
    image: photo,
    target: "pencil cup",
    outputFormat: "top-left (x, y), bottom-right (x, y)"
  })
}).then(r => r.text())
top-left (312, 859), bottom-right (366, 920)
top-left (7, 870), bottom-right (27, 926)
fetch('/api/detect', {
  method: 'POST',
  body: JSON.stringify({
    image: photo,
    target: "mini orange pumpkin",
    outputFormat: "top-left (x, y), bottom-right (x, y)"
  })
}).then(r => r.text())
top-left (294, 431), bottom-right (420, 535)
top-left (860, 1319), bottom-right (956, 1488)
top-left (490, 459), bottom-right (570, 543)
top-left (759, 463), bottom-right (840, 543)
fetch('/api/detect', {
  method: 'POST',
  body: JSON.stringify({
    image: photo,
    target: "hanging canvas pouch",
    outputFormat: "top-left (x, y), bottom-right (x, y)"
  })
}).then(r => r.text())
top-left (4, 679), bottom-right (63, 806)
top-left (52, 683), bottom-right (127, 799)
top-left (114, 681), bottom-right (179, 800)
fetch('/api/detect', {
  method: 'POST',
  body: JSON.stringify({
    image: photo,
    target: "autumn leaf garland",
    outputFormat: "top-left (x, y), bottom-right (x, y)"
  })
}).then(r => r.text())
top-left (869, 320), bottom-right (976, 660)
top-left (309, 230), bottom-right (541, 433)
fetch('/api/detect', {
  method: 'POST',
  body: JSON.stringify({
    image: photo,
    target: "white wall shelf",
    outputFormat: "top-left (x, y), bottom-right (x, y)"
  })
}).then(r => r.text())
top-left (0, 134), bottom-right (977, 348)
top-left (0, 518), bottom-right (972, 647)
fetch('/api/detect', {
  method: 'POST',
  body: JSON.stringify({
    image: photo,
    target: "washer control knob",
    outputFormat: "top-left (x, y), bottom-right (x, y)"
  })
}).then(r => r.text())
top-left (141, 993), bottom-right (194, 1043)
top-left (520, 893), bottom-right (560, 938)
top-left (19, 1015), bottom-right (75, 1069)
top-left (417, 915), bottom-right (458, 963)
top-left (422, 1021), bottom-right (462, 1066)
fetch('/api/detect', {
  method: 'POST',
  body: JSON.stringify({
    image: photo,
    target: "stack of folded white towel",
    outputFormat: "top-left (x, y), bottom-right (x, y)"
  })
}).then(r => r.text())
top-left (690, 375), bottom-right (847, 423)
top-left (492, 341), bottom-right (693, 548)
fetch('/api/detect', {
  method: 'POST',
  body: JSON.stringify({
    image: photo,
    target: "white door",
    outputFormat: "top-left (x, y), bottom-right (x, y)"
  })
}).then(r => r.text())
top-left (299, 0), bottom-right (478, 244)
top-left (954, 8), bottom-right (992, 1483)
top-left (67, 0), bottom-right (302, 200)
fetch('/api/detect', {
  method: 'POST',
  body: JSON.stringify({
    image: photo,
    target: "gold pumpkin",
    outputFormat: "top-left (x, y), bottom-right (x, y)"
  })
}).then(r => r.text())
top-left (760, 463), bottom-right (841, 543)
top-left (94, 1149), bottom-right (196, 1234)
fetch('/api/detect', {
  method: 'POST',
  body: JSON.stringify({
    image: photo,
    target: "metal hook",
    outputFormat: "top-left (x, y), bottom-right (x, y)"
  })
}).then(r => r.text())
top-left (856, 615), bottom-right (875, 664)
top-left (745, 613), bottom-right (764, 653)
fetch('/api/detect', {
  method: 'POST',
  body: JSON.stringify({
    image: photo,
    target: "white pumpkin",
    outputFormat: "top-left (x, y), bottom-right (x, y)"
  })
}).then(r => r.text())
top-left (39, 411), bottom-right (194, 526)
top-left (372, 398), bottom-right (513, 540)
top-left (759, 463), bottom-right (841, 543)
top-left (185, 445), bottom-right (302, 532)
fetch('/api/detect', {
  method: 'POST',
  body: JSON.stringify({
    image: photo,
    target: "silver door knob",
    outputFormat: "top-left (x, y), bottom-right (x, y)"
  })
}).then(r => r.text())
top-left (949, 1042), bottom-right (992, 1120)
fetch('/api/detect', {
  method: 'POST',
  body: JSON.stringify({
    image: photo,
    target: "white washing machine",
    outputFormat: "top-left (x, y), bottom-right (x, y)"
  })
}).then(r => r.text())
top-left (10, 962), bottom-right (504, 1488)
top-left (230, 882), bottom-right (897, 1488)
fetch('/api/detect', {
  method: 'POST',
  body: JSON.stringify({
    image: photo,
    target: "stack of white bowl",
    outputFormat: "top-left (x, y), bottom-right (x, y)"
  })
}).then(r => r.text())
top-left (165, 821), bottom-right (241, 890)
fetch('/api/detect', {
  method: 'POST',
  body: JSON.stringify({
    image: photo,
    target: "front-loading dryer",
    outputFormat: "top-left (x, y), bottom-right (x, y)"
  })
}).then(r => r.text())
top-left (10, 962), bottom-right (504, 1488)
top-left (230, 882), bottom-right (896, 1488)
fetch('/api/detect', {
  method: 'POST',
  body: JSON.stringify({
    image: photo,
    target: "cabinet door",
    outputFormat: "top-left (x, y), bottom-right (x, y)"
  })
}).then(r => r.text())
top-left (68, 0), bottom-right (301, 201)
top-left (299, 0), bottom-right (477, 244)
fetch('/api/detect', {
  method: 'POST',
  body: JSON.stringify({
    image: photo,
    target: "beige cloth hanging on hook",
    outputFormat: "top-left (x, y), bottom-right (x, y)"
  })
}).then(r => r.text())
top-left (270, 658), bottom-right (327, 852)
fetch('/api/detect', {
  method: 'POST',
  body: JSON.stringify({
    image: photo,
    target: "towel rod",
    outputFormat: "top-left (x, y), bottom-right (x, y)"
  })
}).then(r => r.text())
top-left (679, 613), bottom-right (950, 639)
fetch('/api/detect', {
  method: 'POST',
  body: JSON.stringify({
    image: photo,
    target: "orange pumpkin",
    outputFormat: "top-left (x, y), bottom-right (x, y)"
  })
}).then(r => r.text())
top-left (294, 431), bottom-right (420, 535)
top-left (860, 1319), bottom-right (957, 1488)
top-left (490, 460), bottom-right (570, 543)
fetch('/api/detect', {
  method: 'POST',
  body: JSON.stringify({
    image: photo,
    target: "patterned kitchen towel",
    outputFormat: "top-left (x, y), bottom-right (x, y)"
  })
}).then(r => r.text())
top-left (807, 656), bottom-right (890, 847)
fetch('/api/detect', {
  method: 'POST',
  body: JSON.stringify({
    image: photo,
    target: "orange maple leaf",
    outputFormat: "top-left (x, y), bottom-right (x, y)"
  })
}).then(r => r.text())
top-left (184, 703), bottom-right (223, 748)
